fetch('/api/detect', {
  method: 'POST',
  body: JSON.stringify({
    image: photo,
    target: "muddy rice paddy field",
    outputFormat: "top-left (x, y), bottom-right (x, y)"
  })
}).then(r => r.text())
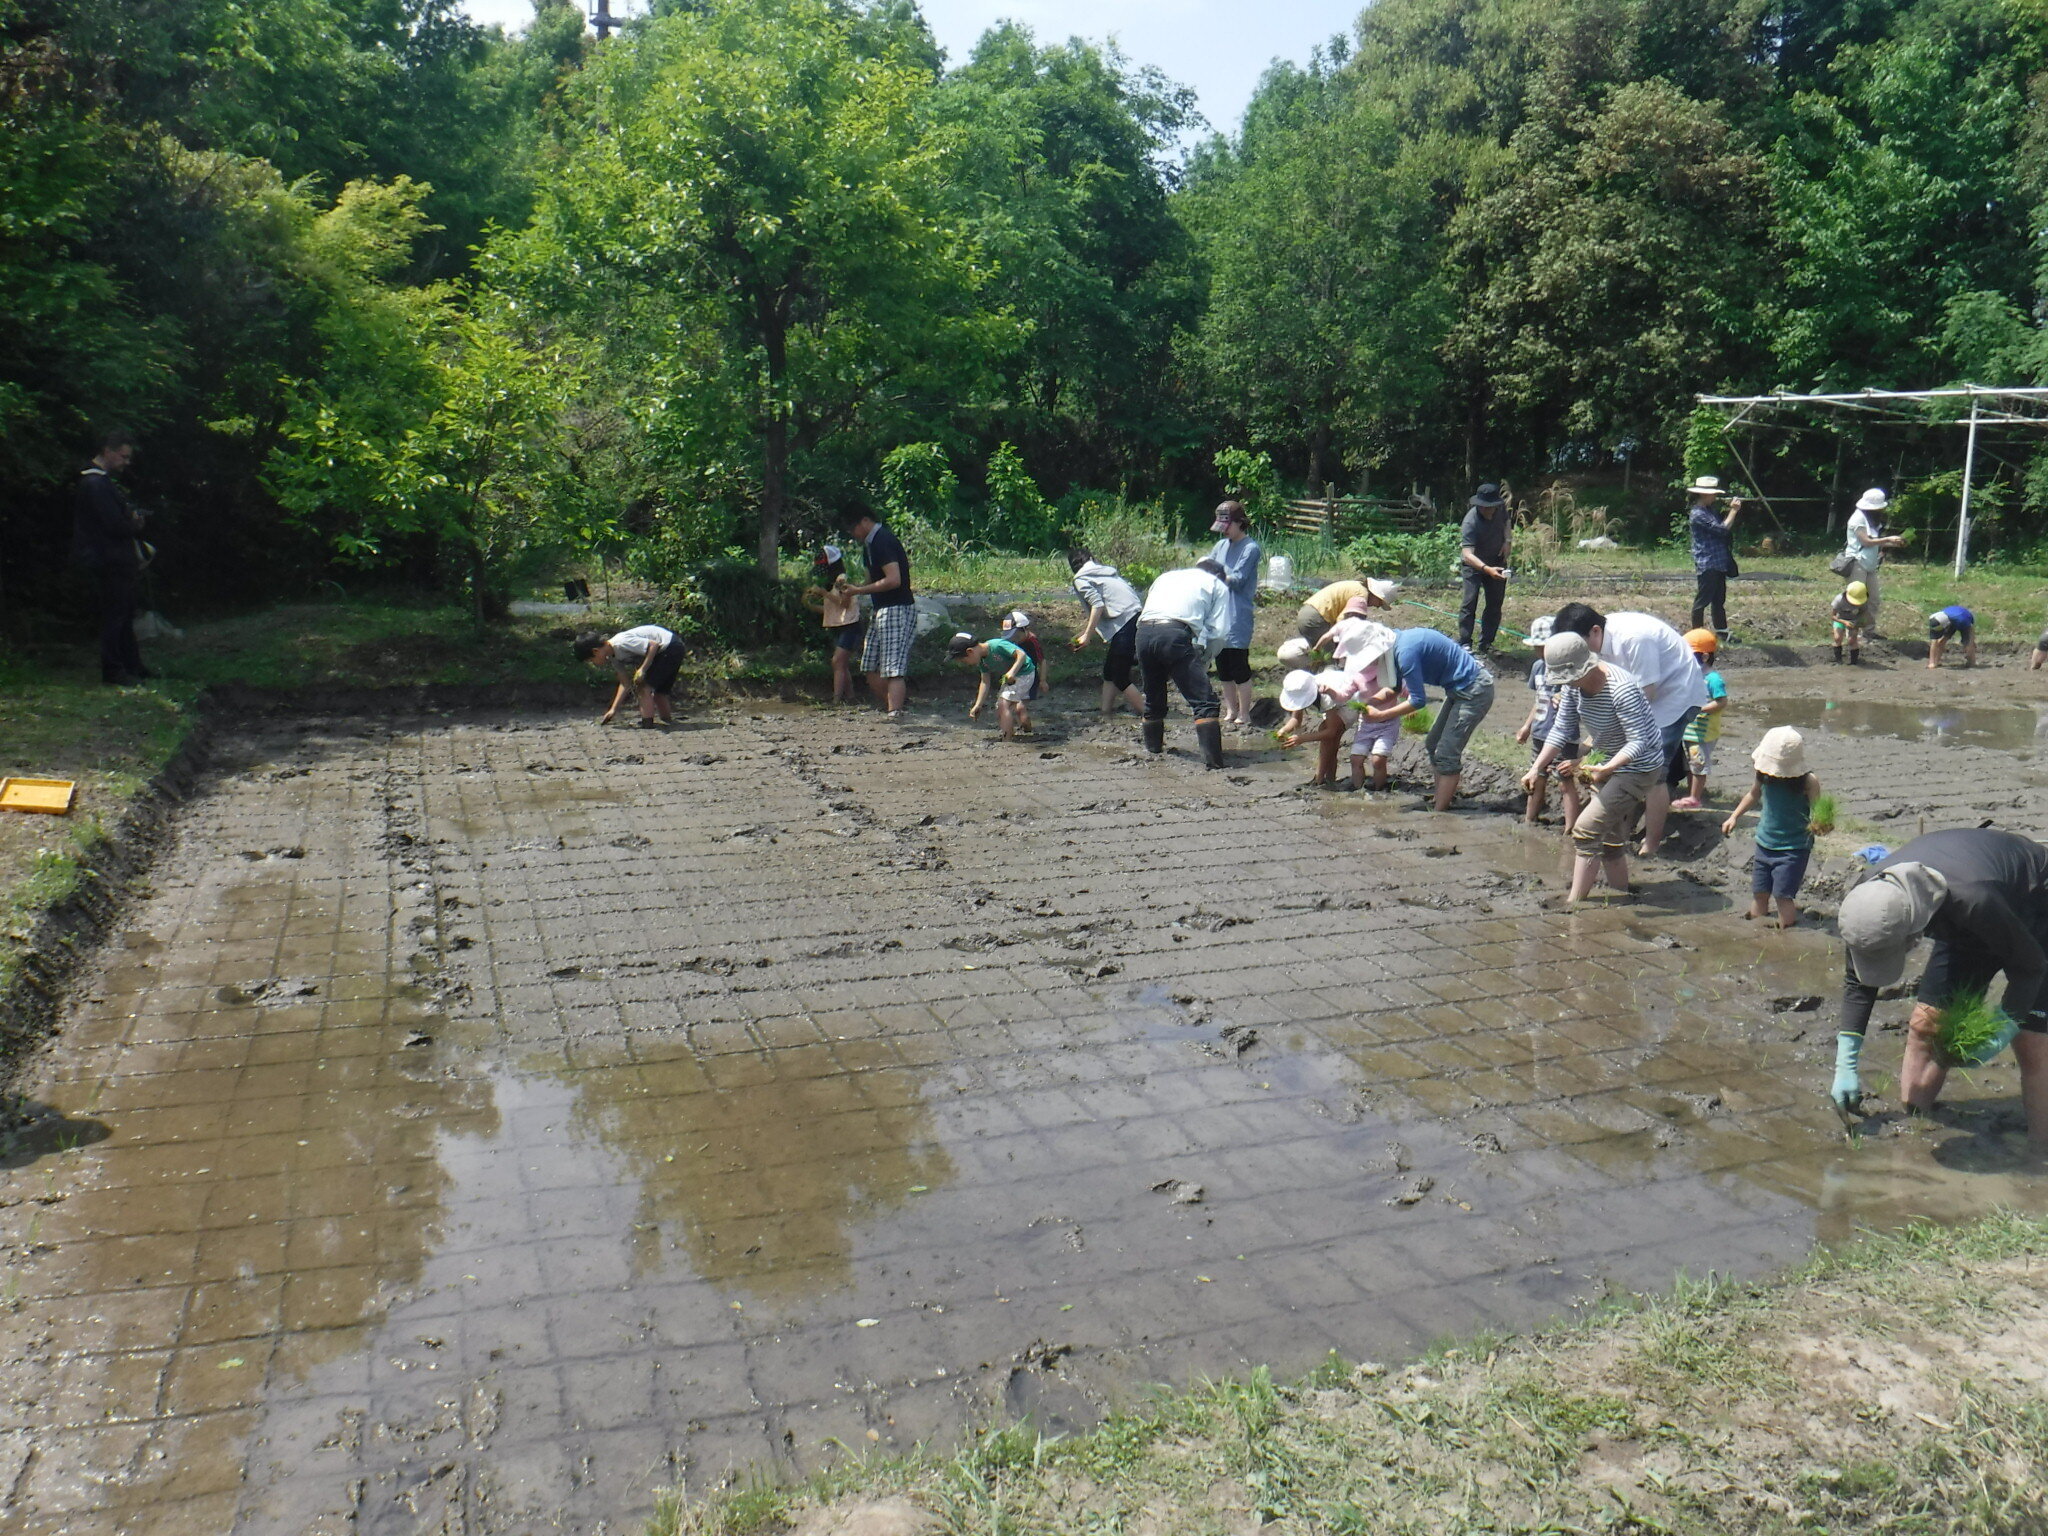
top-left (5, 639), bottom-right (2048, 1533)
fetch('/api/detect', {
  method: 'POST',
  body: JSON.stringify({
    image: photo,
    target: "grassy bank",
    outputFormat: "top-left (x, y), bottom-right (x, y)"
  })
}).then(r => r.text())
top-left (654, 1212), bottom-right (2048, 1536)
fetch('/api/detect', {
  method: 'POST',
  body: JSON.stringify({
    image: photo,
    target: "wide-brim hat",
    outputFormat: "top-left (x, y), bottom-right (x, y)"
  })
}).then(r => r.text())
top-left (1364, 577), bottom-right (1400, 604)
top-left (1338, 621), bottom-right (1398, 675)
top-left (1686, 476), bottom-right (1725, 497)
top-left (1542, 631), bottom-right (1599, 686)
top-left (1276, 637), bottom-right (1312, 664)
top-left (1751, 725), bottom-right (1807, 778)
top-left (1280, 669), bottom-right (1321, 712)
top-left (1469, 483), bottom-right (1506, 508)
top-left (1340, 595), bottom-right (1373, 619)
top-left (1856, 488), bottom-right (1888, 511)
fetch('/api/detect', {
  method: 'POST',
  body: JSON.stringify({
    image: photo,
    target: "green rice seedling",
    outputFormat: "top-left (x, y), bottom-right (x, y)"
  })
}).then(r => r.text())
top-left (1403, 706), bottom-right (1433, 735)
top-left (1935, 990), bottom-right (2016, 1069)
top-left (1809, 793), bottom-right (1839, 835)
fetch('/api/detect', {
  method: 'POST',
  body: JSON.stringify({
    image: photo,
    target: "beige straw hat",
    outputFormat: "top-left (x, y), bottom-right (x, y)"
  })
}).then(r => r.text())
top-left (1751, 725), bottom-right (1808, 778)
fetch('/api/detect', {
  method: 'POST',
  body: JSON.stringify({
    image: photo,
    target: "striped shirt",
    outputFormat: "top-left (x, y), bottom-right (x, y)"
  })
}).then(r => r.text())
top-left (1544, 664), bottom-right (1658, 770)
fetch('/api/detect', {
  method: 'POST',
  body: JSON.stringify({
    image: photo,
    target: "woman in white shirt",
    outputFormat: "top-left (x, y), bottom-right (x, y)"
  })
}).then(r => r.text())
top-left (1842, 489), bottom-right (1907, 635)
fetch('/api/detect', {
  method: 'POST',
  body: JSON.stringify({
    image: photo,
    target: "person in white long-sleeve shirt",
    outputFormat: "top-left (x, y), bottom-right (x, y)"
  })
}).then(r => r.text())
top-left (1135, 559), bottom-right (1232, 768)
top-left (1551, 603), bottom-right (1707, 857)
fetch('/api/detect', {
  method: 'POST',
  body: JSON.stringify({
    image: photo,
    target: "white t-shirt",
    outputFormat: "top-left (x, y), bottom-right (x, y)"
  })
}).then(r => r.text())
top-left (1844, 510), bottom-right (1884, 567)
top-left (1594, 612), bottom-right (1708, 730)
top-left (609, 625), bottom-right (674, 671)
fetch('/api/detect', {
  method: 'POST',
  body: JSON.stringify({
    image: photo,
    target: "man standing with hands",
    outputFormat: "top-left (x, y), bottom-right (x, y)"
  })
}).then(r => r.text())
top-left (1458, 483), bottom-right (1511, 654)
top-left (1686, 475), bottom-right (1742, 643)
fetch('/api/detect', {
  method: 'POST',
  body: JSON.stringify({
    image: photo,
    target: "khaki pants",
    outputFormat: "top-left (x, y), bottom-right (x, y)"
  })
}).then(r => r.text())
top-left (1571, 770), bottom-right (1658, 855)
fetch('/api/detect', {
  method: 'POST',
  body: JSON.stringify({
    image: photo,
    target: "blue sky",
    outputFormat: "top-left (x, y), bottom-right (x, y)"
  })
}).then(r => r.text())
top-left (458, 1), bottom-right (1366, 139)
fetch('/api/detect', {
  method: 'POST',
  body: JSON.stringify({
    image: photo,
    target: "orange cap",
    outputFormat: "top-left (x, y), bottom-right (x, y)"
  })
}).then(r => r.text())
top-left (1683, 628), bottom-right (1718, 654)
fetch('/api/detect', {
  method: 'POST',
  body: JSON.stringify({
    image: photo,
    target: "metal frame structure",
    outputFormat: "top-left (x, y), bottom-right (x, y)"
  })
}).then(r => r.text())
top-left (1695, 385), bottom-right (2048, 576)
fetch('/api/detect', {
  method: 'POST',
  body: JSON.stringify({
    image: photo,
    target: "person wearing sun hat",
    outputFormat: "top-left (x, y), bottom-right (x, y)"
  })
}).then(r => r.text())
top-left (1315, 590), bottom-right (1401, 669)
top-left (1359, 621), bottom-right (1495, 811)
top-left (1841, 487), bottom-right (1906, 635)
top-left (1833, 828), bottom-right (2048, 1143)
top-left (1457, 483), bottom-right (1511, 653)
top-left (1524, 631), bottom-right (1661, 904)
top-left (1277, 623), bottom-right (1401, 790)
top-left (1685, 475), bottom-right (1743, 643)
top-left (1512, 615), bottom-right (1580, 826)
top-left (1830, 578), bottom-right (1870, 664)
top-left (1719, 725), bottom-right (1819, 928)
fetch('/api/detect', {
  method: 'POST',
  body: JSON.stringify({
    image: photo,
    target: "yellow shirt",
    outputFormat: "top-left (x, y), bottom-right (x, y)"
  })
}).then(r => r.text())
top-left (1305, 580), bottom-right (1368, 624)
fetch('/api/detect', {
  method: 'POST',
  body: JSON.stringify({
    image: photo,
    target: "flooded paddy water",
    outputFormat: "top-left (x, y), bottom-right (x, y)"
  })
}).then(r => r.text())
top-left (4, 658), bottom-right (2048, 1532)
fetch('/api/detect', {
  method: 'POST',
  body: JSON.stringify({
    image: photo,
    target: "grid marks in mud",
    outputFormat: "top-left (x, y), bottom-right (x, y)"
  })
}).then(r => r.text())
top-left (5, 697), bottom-right (2046, 1535)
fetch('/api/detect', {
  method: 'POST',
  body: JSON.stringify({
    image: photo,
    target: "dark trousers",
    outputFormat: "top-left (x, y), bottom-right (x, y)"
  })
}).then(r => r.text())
top-left (1691, 569), bottom-right (1728, 634)
top-left (1137, 623), bottom-right (1219, 722)
top-left (97, 567), bottom-right (144, 682)
top-left (1458, 569), bottom-right (1505, 649)
top-left (1663, 706), bottom-right (1700, 792)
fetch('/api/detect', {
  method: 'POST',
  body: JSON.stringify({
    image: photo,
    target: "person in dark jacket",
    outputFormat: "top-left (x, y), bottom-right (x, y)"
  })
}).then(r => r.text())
top-left (1457, 483), bottom-right (1511, 652)
top-left (1833, 828), bottom-right (2048, 1146)
top-left (71, 429), bottom-right (151, 685)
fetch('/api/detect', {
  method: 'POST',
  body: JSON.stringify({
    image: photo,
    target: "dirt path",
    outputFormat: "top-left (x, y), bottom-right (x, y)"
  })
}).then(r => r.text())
top-left (3, 651), bottom-right (2047, 1532)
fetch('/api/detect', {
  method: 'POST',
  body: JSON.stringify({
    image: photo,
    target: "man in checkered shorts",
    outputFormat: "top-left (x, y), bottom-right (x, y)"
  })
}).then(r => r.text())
top-left (846, 510), bottom-right (916, 718)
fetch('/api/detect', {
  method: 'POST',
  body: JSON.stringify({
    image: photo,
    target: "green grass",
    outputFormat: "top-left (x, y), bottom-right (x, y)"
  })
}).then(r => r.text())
top-left (649, 1213), bottom-right (2048, 1536)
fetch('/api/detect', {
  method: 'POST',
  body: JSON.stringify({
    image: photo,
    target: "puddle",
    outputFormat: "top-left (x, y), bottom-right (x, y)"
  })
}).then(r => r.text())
top-left (1753, 697), bottom-right (2048, 753)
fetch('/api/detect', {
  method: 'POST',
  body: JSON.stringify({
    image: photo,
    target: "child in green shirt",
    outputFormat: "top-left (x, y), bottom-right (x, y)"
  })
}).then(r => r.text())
top-left (1673, 628), bottom-right (1725, 810)
top-left (946, 631), bottom-right (1036, 740)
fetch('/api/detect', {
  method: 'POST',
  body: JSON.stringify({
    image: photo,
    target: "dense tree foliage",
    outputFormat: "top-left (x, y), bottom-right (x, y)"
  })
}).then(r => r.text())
top-left (5, 0), bottom-right (2048, 615)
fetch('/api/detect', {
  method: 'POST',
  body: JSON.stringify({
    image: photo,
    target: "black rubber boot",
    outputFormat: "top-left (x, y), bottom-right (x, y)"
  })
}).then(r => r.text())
top-left (1194, 718), bottom-right (1225, 770)
top-left (1142, 718), bottom-right (1165, 755)
top-left (1832, 646), bottom-right (1843, 663)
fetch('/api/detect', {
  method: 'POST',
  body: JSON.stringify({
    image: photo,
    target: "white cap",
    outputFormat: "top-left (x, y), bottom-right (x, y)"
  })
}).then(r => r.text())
top-left (1002, 610), bottom-right (1031, 630)
top-left (817, 543), bottom-right (843, 564)
top-left (1280, 669), bottom-right (1322, 712)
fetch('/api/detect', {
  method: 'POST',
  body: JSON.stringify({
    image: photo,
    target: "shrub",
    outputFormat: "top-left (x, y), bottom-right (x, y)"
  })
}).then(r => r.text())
top-left (688, 558), bottom-right (809, 646)
top-left (1343, 523), bottom-right (1460, 577)
top-left (882, 442), bottom-right (959, 525)
top-left (982, 442), bottom-right (1058, 551)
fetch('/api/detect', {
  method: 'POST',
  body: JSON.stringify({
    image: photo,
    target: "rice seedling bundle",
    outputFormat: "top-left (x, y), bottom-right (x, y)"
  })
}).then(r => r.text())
top-left (1934, 990), bottom-right (2017, 1069)
top-left (1809, 793), bottom-right (1838, 835)
top-left (1403, 707), bottom-right (1433, 735)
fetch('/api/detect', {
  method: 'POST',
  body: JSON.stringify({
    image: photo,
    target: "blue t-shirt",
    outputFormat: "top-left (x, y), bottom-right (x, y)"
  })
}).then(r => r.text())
top-left (1207, 535), bottom-right (1261, 648)
top-left (1937, 605), bottom-right (1973, 627)
top-left (1394, 627), bottom-right (1485, 708)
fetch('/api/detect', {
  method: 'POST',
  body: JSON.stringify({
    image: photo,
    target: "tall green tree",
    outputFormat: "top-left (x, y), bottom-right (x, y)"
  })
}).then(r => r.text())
top-left (507, 0), bottom-right (1018, 572)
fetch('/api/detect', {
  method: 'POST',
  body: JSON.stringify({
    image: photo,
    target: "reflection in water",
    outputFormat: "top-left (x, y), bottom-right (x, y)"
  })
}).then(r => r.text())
top-left (1754, 697), bottom-right (2048, 753)
top-left (535, 1038), bottom-right (952, 1298)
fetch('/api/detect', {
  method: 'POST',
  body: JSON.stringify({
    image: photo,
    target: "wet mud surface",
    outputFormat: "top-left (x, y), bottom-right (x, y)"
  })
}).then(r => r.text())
top-left (5, 653), bottom-right (2048, 1533)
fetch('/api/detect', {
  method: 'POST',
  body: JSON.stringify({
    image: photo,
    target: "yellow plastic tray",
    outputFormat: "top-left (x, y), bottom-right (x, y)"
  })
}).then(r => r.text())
top-left (0, 778), bottom-right (78, 815)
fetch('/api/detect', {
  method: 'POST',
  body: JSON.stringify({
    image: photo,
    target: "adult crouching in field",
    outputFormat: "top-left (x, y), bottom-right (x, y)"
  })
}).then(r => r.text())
top-left (1551, 603), bottom-right (1707, 858)
top-left (1458, 484), bottom-right (1511, 653)
top-left (1685, 476), bottom-right (1742, 643)
top-left (1833, 828), bottom-right (2048, 1147)
top-left (1524, 632), bottom-right (1662, 906)
top-left (845, 509), bottom-right (915, 719)
top-left (576, 625), bottom-right (684, 727)
top-left (1294, 576), bottom-right (1398, 648)
top-left (1839, 488), bottom-right (1906, 635)
top-left (1207, 501), bottom-right (1261, 729)
top-left (1135, 559), bottom-right (1232, 769)
top-left (1358, 625), bottom-right (1495, 811)
top-left (1067, 549), bottom-right (1145, 715)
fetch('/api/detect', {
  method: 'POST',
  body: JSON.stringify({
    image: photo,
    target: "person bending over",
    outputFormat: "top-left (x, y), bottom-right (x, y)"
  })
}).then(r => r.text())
top-left (576, 625), bottom-right (683, 727)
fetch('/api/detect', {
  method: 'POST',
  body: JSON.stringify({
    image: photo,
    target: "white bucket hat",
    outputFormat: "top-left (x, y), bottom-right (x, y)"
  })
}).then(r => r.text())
top-left (1525, 615), bottom-right (1555, 647)
top-left (1276, 637), bottom-right (1312, 664)
top-left (1685, 476), bottom-right (1725, 497)
top-left (1751, 725), bottom-right (1807, 778)
top-left (1856, 488), bottom-right (1888, 512)
top-left (1335, 619), bottom-right (1398, 676)
top-left (1541, 631), bottom-right (1599, 686)
top-left (1280, 669), bottom-right (1322, 712)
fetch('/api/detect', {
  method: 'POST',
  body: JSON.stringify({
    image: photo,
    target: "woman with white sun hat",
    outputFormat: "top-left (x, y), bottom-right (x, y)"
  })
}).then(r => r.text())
top-left (1841, 488), bottom-right (1907, 636)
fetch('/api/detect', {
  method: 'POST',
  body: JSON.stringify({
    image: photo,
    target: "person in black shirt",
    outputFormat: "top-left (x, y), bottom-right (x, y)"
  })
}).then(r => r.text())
top-left (1457, 483), bottom-right (1511, 653)
top-left (1834, 828), bottom-right (2048, 1146)
top-left (71, 429), bottom-right (152, 685)
top-left (845, 510), bottom-right (915, 717)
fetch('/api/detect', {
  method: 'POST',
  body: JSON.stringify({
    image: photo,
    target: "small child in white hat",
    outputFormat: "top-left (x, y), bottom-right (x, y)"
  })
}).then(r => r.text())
top-left (1000, 610), bottom-right (1048, 699)
top-left (1721, 725), bottom-right (1824, 928)
top-left (1513, 615), bottom-right (1580, 826)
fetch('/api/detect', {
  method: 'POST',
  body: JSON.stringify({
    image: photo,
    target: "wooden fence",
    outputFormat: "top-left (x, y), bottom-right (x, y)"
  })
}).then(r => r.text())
top-left (1274, 493), bottom-right (1441, 544)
